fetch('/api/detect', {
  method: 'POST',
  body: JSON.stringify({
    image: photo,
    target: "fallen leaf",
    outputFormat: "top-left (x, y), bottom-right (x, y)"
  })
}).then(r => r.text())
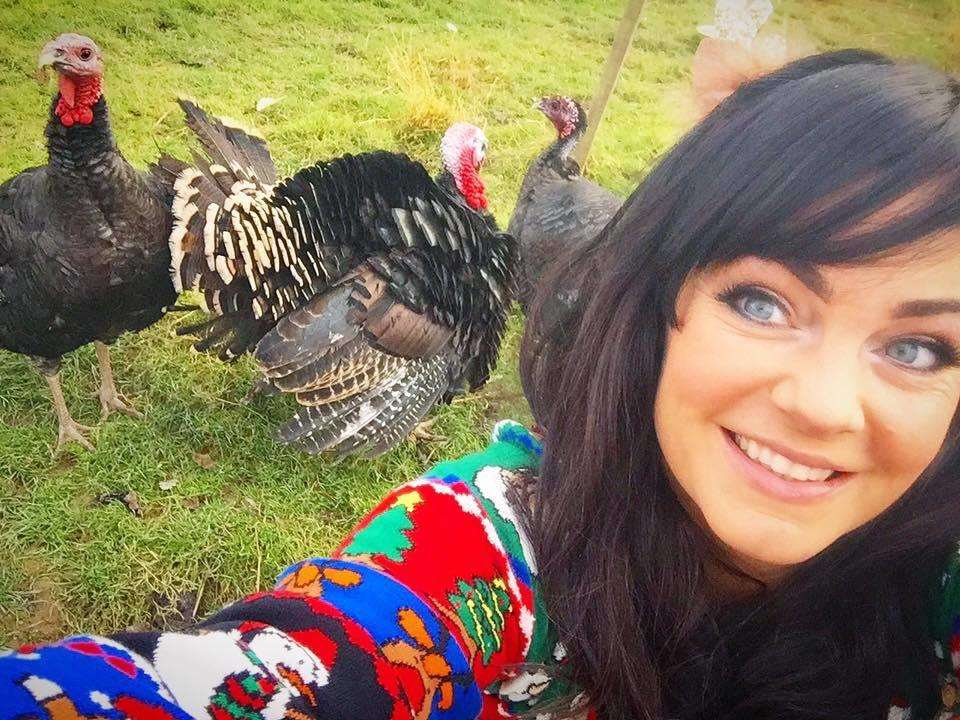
top-left (256, 96), bottom-right (281, 112)
top-left (93, 491), bottom-right (142, 517)
top-left (123, 491), bottom-right (142, 516)
top-left (192, 452), bottom-right (216, 470)
top-left (159, 477), bottom-right (179, 491)
top-left (182, 496), bottom-right (201, 510)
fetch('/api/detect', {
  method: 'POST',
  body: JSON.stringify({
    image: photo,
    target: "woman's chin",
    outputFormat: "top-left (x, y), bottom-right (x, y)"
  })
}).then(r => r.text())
top-left (702, 505), bottom-right (832, 579)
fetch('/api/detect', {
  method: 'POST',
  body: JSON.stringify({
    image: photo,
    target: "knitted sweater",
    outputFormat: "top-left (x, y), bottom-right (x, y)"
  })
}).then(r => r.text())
top-left (2, 421), bottom-right (960, 720)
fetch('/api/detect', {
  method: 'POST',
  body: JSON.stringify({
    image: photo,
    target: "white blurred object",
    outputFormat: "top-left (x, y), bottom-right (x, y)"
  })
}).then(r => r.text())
top-left (446, 22), bottom-right (458, 33)
top-left (697, 0), bottom-right (774, 47)
top-left (256, 97), bottom-right (281, 112)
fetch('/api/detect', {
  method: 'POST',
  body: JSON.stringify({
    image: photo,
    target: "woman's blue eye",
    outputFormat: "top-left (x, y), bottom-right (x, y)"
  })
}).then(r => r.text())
top-left (718, 286), bottom-right (788, 325)
top-left (885, 339), bottom-right (953, 372)
top-left (740, 295), bottom-right (778, 321)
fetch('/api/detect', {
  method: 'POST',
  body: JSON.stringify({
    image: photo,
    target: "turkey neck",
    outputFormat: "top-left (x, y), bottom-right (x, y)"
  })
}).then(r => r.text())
top-left (434, 170), bottom-right (460, 201)
top-left (541, 120), bottom-right (586, 177)
top-left (45, 95), bottom-right (133, 194)
top-left (521, 121), bottom-right (587, 198)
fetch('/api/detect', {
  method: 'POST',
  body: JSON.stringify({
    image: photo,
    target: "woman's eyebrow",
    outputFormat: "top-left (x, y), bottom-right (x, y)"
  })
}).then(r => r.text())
top-left (892, 299), bottom-right (960, 318)
top-left (784, 262), bottom-right (832, 300)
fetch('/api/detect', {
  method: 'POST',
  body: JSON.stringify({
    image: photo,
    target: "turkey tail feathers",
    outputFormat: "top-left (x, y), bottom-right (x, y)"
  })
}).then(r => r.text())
top-left (167, 100), bottom-right (284, 356)
top-left (167, 100), bottom-right (277, 295)
top-left (276, 354), bottom-right (449, 457)
top-left (176, 99), bottom-right (277, 186)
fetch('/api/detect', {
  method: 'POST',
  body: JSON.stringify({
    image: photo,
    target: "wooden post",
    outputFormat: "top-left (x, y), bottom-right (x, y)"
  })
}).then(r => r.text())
top-left (572, 0), bottom-right (647, 168)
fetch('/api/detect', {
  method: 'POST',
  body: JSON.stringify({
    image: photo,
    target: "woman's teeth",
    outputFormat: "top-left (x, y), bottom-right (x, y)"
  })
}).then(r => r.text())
top-left (733, 433), bottom-right (835, 482)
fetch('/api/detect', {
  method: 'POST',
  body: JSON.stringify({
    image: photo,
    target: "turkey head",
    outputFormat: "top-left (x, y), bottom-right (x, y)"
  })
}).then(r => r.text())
top-left (537, 96), bottom-right (585, 140)
top-left (440, 122), bottom-right (489, 211)
top-left (37, 33), bottom-right (104, 127)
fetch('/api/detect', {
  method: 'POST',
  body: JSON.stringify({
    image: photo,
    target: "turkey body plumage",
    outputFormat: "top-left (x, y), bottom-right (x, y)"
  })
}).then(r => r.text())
top-left (0, 98), bottom-right (176, 360)
top-left (0, 93), bottom-right (177, 449)
top-left (508, 102), bottom-right (621, 311)
top-left (165, 102), bottom-right (516, 457)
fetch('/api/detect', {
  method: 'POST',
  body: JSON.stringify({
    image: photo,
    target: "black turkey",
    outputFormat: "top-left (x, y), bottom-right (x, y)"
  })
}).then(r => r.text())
top-left (508, 96), bottom-right (621, 310)
top-left (161, 101), bottom-right (516, 457)
top-left (0, 34), bottom-right (177, 451)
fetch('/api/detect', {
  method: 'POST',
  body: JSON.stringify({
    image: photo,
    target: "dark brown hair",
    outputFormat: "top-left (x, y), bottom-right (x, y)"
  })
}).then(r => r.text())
top-left (521, 51), bottom-right (960, 720)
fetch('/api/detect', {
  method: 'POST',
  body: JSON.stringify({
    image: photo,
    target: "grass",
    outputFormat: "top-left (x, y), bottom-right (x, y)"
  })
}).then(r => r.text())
top-left (0, 0), bottom-right (955, 644)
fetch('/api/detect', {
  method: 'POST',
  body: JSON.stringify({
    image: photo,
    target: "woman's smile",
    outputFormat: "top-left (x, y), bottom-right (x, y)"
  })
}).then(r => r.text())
top-left (721, 427), bottom-right (853, 501)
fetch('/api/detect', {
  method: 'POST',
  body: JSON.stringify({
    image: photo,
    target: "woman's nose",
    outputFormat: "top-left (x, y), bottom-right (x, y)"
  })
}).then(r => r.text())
top-left (769, 350), bottom-right (867, 437)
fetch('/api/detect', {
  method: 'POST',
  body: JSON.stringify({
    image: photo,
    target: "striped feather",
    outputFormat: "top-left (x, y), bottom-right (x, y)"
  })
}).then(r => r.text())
top-left (167, 102), bottom-right (518, 456)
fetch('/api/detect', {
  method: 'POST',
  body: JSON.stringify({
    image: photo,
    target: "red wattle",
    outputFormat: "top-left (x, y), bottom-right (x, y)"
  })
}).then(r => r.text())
top-left (58, 74), bottom-right (76, 107)
top-left (54, 74), bottom-right (102, 127)
top-left (457, 147), bottom-right (489, 211)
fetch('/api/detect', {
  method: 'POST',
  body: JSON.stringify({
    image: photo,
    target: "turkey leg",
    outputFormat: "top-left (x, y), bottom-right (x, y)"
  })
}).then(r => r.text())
top-left (37, 362), bottom-right (94, 452)
top-left (94, 342), bottom-right (144, 421)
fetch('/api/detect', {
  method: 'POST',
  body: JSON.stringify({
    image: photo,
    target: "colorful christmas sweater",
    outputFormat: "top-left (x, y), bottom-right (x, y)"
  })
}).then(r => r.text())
top-left (0, 421), bottom-right (576, 720)
top-left (6, 420), bottom-right (960, 719)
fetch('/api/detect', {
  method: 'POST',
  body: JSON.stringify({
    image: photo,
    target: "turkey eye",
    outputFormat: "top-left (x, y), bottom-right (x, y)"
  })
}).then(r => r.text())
top-left (79, 48), bottom-right (92, 60)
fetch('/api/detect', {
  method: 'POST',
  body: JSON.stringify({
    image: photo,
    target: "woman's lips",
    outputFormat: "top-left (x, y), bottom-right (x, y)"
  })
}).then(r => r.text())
top-left (722, 428), bottom-right (853, 502)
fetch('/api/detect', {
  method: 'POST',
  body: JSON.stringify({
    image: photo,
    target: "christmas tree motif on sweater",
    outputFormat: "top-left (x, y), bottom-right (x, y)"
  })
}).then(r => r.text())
top-left (342, 491), bottom-right (422, 561)
top-left (448, 576), bottom-right (511, 663)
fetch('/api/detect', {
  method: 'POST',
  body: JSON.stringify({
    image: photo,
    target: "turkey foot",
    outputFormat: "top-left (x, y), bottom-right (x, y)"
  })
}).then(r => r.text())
top-left (95, 342), bottom-right (144, 421)
top-left (56, 416), bottom-right (96, 453)
top-left (44, 372), bottom-right (95, 452)
top-left (409, 418), bottom-right (446, 444)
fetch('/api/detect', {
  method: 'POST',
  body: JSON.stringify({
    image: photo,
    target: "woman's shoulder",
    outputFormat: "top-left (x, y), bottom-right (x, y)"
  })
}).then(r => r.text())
top-left (321, 421), bottom-right (562, 713)
top-left (931, 548), bottom-right (960, 667)
top-left (920, 547), bottom-right (960, 716)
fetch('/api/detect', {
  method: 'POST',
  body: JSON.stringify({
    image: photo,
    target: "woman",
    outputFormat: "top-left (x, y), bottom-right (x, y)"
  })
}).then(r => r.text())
top-left (4, 51), bottom-right (960, 720)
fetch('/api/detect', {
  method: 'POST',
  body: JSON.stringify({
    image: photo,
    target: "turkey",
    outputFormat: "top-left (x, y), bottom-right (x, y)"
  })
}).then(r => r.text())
top-left (160, 101), bottom-right (516, 457)
top-left (508, 96), bottom-right (622, 310)
top-left (0, 34), bottom-right (178, 451)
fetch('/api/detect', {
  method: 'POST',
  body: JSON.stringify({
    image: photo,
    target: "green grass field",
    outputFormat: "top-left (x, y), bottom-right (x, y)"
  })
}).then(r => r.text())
top-left (0, 0), bottom-right (955, 644)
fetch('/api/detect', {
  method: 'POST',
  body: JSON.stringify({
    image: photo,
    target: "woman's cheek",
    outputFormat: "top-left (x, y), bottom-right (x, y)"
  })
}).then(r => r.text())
top-left (668, 305), bottom-right (789, 405)
top-left (873, 391), bottom-right (958, 489)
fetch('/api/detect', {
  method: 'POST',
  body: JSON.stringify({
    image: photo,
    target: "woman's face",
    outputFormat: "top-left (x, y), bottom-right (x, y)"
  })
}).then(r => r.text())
top-left (654, 240), bottom-right (960, 577)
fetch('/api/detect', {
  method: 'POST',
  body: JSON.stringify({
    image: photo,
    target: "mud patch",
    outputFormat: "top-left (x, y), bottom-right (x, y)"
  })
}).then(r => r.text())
top-left (0, 557), bottom-right (67, 644)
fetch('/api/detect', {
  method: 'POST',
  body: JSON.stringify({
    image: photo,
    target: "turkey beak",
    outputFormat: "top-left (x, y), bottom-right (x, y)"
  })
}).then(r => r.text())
top-left (36, 42), bottom-right (61, 82)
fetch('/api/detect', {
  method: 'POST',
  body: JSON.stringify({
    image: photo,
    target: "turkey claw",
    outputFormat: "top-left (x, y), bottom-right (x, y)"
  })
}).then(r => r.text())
top-left (100, 390), bottom-right (144, 422)
top-left (54, 419), bottom-right (95, 453)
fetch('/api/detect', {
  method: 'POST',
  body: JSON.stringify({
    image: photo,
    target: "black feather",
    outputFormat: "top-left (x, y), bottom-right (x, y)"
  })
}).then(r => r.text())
top-left (168, 104), bottom-right (518, 456)
top-left (508, 101), bottom-right (622, 311)
top-left (0, 92), bottom-right (177, 366)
